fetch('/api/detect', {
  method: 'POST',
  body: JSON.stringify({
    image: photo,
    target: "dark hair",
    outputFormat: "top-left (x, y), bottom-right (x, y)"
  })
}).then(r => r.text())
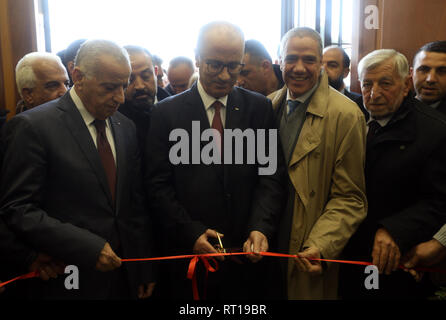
top-left (152, 55), bottom-right (163, 66)
top-left (64, 39), bottom-right (87, 65)
top-left (324, 45), bottom-right (350, 68)
top-left (244, 39), bottom-right (272, 63)
top-left (414, 41), bottom-right (446, 64)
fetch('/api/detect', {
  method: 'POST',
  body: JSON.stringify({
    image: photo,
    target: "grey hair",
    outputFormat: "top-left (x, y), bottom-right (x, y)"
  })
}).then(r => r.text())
top-left (358, 49), bottom-right (409, 81)
top-left (74, 39), bottom-right (130, 79)
top-left (15, 52), bottom-right (64, 99)
top-left (279, 27), bottom-right (323, 59)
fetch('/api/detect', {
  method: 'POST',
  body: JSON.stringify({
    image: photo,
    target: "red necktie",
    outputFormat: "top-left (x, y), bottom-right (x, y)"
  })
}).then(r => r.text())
top-left (94, 119), bottom-right (116, 203)
top-left (211, 101), bottom-right (224, 155)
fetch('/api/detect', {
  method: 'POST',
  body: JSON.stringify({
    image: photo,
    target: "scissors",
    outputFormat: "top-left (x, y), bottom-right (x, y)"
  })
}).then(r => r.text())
top-left (215, 232), bottom-right (226, 254)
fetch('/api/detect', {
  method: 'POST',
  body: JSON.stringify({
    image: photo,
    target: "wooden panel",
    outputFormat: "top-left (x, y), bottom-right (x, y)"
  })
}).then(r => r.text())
top-left (379, 0), bottom-right (446, 66)
top-left (0, 0), bottom-right (37, 119)
top-left (351, 0), bottom-right (446, 93)
top-left (350, 0), bottom-right (379, 93)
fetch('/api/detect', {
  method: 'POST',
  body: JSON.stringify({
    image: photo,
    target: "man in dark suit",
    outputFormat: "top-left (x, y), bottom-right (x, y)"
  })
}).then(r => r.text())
top-left (145, 21), bottom-right (286, 299)
top-left (412, 40), bottom-right (446, 116)
top-left (119, 45), bottom-right (158, 156)
top-left (0, 39), bottom-right (155, 300)
top-left (237, 39), bottom-right (284, 96)
top-left (323, 45), bottom-right (369, 120)
top-left (340, 49), bottom-right (446, 299)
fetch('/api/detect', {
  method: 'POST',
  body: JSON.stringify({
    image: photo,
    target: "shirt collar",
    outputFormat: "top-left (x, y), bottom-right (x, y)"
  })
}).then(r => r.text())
top-left (430, 100), bottom-right (441, 109)
top-left (367, 115), bottom-right (392, 127)
top-left (70, 87), bottom-right (110, 128)
top-left (197, 80), bottom-right (228, 111)
top-left (286, 80), bottom-right (319, 104)
top-left (415, 96), bottom-right (442, 109)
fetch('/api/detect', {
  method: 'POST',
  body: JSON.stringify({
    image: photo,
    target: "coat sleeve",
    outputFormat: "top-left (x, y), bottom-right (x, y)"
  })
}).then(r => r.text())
top-left (145, 106), bottom-right (208, 251)
top-left (0, 116), bottom-right (106, 269)
top-left (379, 134), bottom-right (446, 254)
top-left (303, 111), bottom-right (368, 259)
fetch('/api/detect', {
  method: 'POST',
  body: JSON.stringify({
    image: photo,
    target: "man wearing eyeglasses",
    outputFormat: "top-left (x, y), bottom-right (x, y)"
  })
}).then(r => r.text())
top-left (268, 27), bottom-right (367, 299)
top-left (145, 21), bottom-right (286, 299)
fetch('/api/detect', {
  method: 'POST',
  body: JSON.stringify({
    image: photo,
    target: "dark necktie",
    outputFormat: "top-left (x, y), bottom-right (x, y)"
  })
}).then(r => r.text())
top-left (367, 120), bottom-right (381, 143)
top-left (94, 119), bottom-right (116, 203)
top-left (287, 100), bottom-right (300, 115)
top-left (211, 101), bottom-right (224, 155)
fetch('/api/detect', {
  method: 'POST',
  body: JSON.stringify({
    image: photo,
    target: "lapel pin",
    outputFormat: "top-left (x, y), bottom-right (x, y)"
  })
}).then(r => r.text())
top-left (234, 106), bottom-right (239, 111)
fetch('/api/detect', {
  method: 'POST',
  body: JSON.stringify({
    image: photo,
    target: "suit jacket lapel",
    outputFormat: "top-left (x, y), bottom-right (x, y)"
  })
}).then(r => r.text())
top-left (288, 73), bottom-right (328, 168)
top-left (185, 84), bottom-right (210, 129)
top-left (226, 88), bottom-right (244, 131)
top-left (57, 93), bottom-right (115, 209)
top-left (109, 115), bottom-right (125, 213)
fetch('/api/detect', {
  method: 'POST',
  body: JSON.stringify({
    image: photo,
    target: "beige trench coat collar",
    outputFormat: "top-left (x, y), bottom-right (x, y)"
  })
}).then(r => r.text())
top-left (270, 71), bottom-right (329, 166)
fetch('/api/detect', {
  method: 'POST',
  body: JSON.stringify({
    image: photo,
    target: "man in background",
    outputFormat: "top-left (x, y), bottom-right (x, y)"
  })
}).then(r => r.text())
top-left (165, 56), bottom-right (195, 95)
top-left (119, 45), bottom-right (158, 154)
top-left (237, 39), bottom-right (284, 96)
top-left (412, 40), bottom-right (446, 115)
top-left (322, 45), bottom-right (368, 120)
top-left (14, 52), bottom-right (69, 114)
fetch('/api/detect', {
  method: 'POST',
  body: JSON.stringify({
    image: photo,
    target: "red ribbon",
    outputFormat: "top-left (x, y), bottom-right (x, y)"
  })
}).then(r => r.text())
top-left (2, 252), bottom-right (446, 297)
top-left (186, 256), bottom-right (219, 300)
top-left (0, 270), bottom-right (39, 289)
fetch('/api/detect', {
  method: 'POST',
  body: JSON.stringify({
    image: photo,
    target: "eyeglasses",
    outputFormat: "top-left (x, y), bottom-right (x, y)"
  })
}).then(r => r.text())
top-left (204, 59), bottom-right (244, 75)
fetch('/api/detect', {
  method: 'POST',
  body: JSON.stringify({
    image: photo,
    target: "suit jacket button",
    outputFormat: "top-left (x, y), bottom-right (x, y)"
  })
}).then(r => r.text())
top-left (309, 190), bottom-right (315, 198)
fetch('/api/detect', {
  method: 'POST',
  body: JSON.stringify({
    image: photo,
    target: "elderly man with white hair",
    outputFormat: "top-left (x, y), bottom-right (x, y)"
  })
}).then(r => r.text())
top-left (340, 49), bottom-right (446, 299)
top-left (14, 52), bottom-right (69, 114)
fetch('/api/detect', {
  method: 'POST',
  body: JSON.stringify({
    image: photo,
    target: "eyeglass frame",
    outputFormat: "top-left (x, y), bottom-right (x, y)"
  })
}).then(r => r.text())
top-left (203, 59), bottom-right (245, 76)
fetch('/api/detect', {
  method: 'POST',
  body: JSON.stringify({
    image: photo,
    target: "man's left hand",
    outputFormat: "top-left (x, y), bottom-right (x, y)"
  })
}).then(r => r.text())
top-left (138, 282), bottom-right (156, 299)
top-left (243, 231), bottom-right (268, 263)
top-left (294, 247), bottom-right (323, 274)
top-left (372, 228), bottom-right (401, 275)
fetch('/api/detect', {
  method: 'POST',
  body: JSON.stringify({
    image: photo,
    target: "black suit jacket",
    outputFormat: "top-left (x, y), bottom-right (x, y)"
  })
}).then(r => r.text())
top-left (146, 84), bottom-right (286, 251)
top-left (0, 91), bottom-right (153, 299)
top-left (345, 97), bottom-right (446, 258)
top-left (435, 97), bottom-right (446, 115)
top-left (344, 89), bottom-right (369, 121)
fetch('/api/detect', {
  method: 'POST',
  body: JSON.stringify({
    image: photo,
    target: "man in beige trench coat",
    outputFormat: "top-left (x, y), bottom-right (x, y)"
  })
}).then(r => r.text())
top-left (268, 27), bottom-right (367, 299)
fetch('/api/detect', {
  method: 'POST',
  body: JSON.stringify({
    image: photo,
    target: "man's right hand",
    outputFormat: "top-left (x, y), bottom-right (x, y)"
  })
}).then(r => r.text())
top-left (193, 229), bottom-right (225, 261)
top-left (95, 242), bottom-right (122, 272)
top-left (29, 253), bottom-right (65, 281)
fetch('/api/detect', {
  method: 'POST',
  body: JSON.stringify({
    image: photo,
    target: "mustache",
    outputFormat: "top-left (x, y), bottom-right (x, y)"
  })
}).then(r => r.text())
top-left (132, 89), bottom-right (155, 99)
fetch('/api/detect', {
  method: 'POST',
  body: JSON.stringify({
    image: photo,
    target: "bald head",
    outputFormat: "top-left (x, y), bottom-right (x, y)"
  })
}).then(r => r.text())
top-left (196, 21), bottom-right (245, 58)
top-left (195, 21), bottom-right (245, 98)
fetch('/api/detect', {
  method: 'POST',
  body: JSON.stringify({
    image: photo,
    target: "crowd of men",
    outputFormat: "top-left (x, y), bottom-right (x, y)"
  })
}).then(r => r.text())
top-left (0, 21), bottom-right (446, 301)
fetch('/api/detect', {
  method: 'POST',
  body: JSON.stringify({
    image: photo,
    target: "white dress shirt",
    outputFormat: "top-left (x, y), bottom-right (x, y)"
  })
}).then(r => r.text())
top-left (70, 88), bottom-right (117, 163)
top-left (197, 80), bottom-right (228, 128)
